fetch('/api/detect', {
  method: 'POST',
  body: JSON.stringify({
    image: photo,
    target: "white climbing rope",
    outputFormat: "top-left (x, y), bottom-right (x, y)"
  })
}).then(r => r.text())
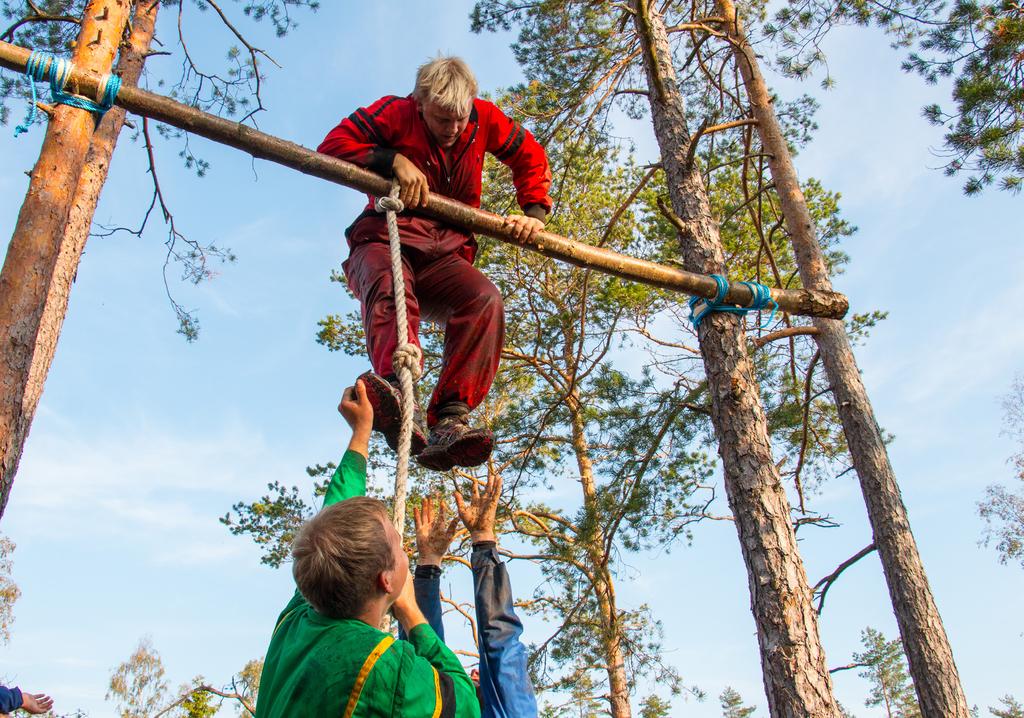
top-left (374, 180), bottom-right (422, 531)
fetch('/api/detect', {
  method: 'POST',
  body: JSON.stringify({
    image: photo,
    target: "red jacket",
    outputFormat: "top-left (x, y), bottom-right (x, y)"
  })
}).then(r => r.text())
top-left (318, 95), bottom-right (553, 227)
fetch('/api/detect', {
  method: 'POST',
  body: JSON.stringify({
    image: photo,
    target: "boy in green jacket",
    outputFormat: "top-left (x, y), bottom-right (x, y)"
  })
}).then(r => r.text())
top-left (255, 379), bottom-right (480, 718)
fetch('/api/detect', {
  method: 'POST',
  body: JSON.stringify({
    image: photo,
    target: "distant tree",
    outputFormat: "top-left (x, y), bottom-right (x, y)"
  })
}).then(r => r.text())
top-left (720, 687), bottom-right (756, 717)
top-left (640, 694), bottom-right (672, 718)
top-left (990, 695), bottom-right (1024, 718)
top-left (107, 638), bottom-right (259, 717)
top-left (233, 658), bottom-right (262, 715)
top-left (979, 374), bottom-right (1024, 568)
top-left (853, 627), bottom-right (921, 718)
top-left (0, 535), bottom-right (19, 644)
top-left (107, 638), bottom-right (168, 718)
top-left (175, 683), bottom-right (218, 718)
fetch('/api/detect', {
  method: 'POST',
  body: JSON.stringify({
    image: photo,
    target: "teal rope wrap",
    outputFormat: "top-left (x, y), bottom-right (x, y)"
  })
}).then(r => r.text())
top-left (14, 51), bottom-right (122, 137)
top-left (688, 274), bottom-right (778, 329)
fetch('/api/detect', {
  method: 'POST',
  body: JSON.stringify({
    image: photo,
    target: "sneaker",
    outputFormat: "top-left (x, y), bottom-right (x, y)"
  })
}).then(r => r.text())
top-left (358, 371), bottom-right (427, 456)
top-left (416, 416), bottom-right (494, 472)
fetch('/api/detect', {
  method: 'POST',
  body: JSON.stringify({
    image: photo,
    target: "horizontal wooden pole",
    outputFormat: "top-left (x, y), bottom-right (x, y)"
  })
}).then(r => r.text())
top-left (0, 40), bottom-right (848, 319)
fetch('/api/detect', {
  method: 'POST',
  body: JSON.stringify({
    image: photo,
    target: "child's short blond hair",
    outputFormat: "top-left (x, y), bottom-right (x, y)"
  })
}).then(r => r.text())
top-left (413, 56), bottom-right (478, 115)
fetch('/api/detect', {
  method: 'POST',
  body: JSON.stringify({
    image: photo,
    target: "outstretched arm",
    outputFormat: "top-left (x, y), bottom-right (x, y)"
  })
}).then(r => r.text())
top-left (0, 687), bottom-right (52, 715)
top-left (412, 495), bottom-right (460, 640)
top-left (456, 474), bottom-right (539, 718)
top-left (482, 100), bottom-right (552, 245)
top-left (276, 379), bottom-right (375, 618)
top-left (323, 379), bottom-right (373, 507)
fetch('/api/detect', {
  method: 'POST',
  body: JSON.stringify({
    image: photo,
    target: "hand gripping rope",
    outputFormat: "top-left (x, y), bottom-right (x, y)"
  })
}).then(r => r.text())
top-left (14, 50), bottom-right (122, 137)
top-left (688, 274), bottom-right (778, 329)
top-left (374, 180), bottom-right (423, 529)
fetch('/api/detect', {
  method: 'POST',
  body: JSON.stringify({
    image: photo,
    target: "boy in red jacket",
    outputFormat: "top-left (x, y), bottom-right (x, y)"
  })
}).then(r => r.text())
top-left (319, 56), bottom-right (552, 471)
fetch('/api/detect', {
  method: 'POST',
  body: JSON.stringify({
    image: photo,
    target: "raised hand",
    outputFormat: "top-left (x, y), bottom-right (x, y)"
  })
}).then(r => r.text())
top-left (413, 493), bottom-right (460, 566)
top-left (454, 472), bottom-right (502, 544)
top-left (338, 379), bottom-right (373, 458)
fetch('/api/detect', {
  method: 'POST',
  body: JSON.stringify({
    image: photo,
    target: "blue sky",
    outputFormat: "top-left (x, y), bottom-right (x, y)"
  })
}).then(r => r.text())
top-left (0, 2), bottom-right (1021, 716)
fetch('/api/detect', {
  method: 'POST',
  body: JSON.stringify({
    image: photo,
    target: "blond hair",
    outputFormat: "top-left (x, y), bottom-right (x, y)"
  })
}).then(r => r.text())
top-left (292, 497), bottom-right (394, 619)
top-left (413, 56), bottom-right (478, 115)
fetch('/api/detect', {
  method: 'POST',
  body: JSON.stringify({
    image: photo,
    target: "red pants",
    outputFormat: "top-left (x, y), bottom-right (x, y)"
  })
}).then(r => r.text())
top-left (343, 215), bottom-right (505, 426)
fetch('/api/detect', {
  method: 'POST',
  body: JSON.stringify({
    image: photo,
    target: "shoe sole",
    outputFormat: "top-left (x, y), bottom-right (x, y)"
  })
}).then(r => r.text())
top-left (360, 372), bottom-right (427, 456)
top-left (448, 430), bottom-right (493, 468)
top-left (416, 430), bottom-right (493, 472)
top-left (416, 446), bottom-right (457, 472)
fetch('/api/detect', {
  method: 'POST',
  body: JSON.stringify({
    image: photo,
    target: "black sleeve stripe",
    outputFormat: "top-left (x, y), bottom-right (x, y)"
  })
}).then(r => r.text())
top-left (370, 95), bottom-right (401, 118)
top-left (495, 125), bottom-right (526, 161)
top-left (494, 123), bottom-right (519, 158)
top-left (347, 111), bottom-right (376, 144)
top-left (367, 148), bottom-right (397, 177)
top-left (356, 108), bottom-right (385, 145)
top-left (437, 669), bottom-right (456, 718)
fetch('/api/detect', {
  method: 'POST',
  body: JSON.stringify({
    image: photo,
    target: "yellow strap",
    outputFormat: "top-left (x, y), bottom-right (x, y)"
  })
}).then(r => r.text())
top-left (271, 607), bottom-right (299, 638)
top-left (342, 635), bottom-right (395, 718)
top-left (430, 666), bottom-right (442, 718)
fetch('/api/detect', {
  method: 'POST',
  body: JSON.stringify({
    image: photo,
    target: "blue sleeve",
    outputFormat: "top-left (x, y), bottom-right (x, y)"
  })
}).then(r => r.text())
top-left (398, 565), bottom-right (445, 642)
top-left (472, 543), bottom-right (538, 718)
top-left (0, 686), bottom-right (23, 712)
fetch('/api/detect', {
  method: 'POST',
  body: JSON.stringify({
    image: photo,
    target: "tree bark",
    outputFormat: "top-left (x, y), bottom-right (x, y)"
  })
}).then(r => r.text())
top-left (21, 0), bottom-right (160, 498)
top-left (0, 36), bottom-right (848, 319)
top-left (630, 1), bottom-right (842, 716)
top-left (0, 0), bottom-right (133, 518)
top-left (715, 1), bottom-right (971, 714)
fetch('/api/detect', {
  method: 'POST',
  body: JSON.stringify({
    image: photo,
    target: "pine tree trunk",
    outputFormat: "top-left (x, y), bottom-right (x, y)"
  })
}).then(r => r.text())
top-left (569, 395), bottom-right (632, 718)
top-left (23, 0), bottom-right (159, 484)
top-left (0, 0), bottom-right (134, 519)
top-left (629, 2), bottom-right (841, 715)
top-left (715, 1), bottom-right (970, 714)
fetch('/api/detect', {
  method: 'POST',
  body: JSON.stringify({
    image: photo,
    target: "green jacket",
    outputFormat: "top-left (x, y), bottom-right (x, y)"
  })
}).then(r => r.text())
top-left (256, 451), bottom-right (480, 718)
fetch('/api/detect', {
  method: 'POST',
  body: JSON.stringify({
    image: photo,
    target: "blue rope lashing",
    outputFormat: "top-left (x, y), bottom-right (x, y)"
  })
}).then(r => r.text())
top-left (688, 274), bottom-right (778, 329)
top-left (14, 51), bottom-right (122, 137)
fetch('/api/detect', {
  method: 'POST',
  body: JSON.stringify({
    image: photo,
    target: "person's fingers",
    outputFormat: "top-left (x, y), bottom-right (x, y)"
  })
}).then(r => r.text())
top-left (471, 477), bottom-right (480, 500)
top-left (490, 472), bottom-right (503, 500)
top-left (355, 378), bottom-right (368, 403)
top-left (413, 503), bottom-right (423, 530)
top-left (453, 489), bottom-right (466, 516)
top-left (399, 175), bottom-right (414, 207)
top-left (342, 385), bottom-right (356, 404)
top-left (411, 177), bottom-right (422, 207)
top-left (446, 515), bottom-right (460, 537)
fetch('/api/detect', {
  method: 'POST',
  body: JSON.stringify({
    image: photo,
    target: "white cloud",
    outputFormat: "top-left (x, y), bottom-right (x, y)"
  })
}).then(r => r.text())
top-left (9, 412), bottom-right (293, 568)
